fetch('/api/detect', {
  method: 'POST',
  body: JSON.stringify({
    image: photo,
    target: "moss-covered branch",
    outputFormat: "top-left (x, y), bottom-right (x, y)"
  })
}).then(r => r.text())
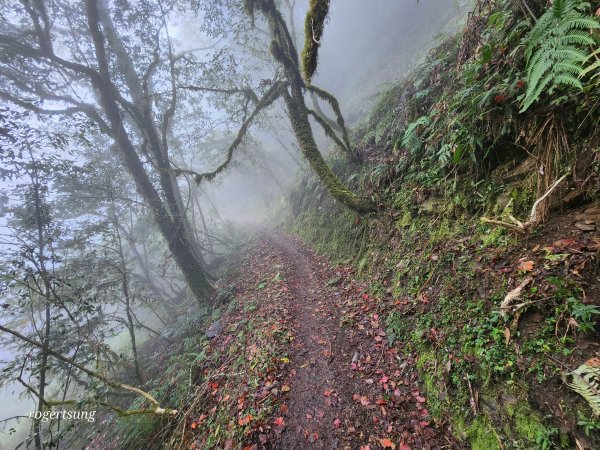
top-left (306, 107), bottom-right (350, 155)
top-left (244, 0), bottom-right (377, 215)
top-left (281, 87), bottom-right (377, 214)
top-left (190, 82), bottom-right (283, 184)
top-left (301, 0), bottom-right (330, 83)
top-left (307, 84), bottom-right (356, 159)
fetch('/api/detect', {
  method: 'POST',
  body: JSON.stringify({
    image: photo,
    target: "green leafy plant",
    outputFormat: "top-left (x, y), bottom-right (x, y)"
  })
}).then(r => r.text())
top-left (520, 0), bottom-right (599, 112)
top-left (535, 426), bottom-right (559, 450)
top-left (386, 311), bottom-right (409, 345)
top-left (400, 115), bottom-right (430, 155)
top-left (577, 412), bottom-right (600, 436)
top-left (567, 297), bottom-right (600, 333)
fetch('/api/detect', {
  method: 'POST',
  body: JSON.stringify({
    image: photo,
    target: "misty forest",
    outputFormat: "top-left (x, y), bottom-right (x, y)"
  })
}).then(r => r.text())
top-left (1, 0), bottom-right (600, 449)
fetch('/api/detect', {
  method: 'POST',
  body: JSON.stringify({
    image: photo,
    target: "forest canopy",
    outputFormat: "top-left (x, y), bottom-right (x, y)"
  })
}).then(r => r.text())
top-left (1, 0), bottom-right (600, 449)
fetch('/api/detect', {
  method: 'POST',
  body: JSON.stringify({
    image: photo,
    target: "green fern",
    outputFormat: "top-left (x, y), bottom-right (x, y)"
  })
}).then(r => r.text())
top-left (566, 361), bottom-right (600, 416)
top-left (580, 47), bottom-right (600, 82)
top-left (520, 0), bottom-right (599, 112)
top-left (400, 115), bottom-right (430, 155)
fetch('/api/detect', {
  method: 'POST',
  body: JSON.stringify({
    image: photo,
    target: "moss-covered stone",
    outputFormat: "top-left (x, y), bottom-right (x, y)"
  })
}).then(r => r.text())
top-left (466, 416), bottom-right (502, 450)
top-left (506, 400), bottom-right (546, 445)
top-left (397, 210), bottom-right (413, 228)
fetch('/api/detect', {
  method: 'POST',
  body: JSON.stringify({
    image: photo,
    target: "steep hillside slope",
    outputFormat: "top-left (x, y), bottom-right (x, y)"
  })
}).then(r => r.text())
top-left (286, 0), bottom-right (600, 448)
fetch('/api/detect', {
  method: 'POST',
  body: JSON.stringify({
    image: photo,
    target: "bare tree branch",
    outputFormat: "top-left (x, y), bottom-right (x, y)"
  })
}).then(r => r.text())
top-left (0, 324), bottom-right (178, 415)
top-left (174, 82), bottom-right (284, 184)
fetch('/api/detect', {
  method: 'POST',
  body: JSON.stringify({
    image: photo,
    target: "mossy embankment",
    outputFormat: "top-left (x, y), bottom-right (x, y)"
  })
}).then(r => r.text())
top-left (286, 0), bottom-right (600, 448)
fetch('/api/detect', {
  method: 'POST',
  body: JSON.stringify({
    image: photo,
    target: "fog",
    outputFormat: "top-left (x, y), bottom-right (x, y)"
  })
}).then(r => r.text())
top-left (0, 1), bottom-right (469, 448)
top-left (204, 0), bottom-right (469, 228)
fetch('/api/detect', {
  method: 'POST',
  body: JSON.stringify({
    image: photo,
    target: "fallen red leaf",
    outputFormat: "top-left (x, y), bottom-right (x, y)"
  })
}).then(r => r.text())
top-left (274, 417), bottom-right (285, 427)
top-left (517, 260), bottom-right (534, 272)
top-left (379, 438), bottom-right (396, 449)
top-left (238, 414), bottom-right (253, 426)
top-left (333, 418), bottom-right (341, 429)
top-left (552, 239), bottom-right (578, 250)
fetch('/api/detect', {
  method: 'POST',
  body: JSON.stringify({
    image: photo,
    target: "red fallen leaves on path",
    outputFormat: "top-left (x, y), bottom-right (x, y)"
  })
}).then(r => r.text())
top-left (183, 235), bottom-right (457, 450)
top-left (517, 259), bottom-right (534, 272)
top-left (238, 414), bottom-right (253, 426)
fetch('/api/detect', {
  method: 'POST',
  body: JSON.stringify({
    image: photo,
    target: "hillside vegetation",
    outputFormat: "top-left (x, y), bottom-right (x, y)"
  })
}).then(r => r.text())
top-left (287, 0), bottom-right (600, 448)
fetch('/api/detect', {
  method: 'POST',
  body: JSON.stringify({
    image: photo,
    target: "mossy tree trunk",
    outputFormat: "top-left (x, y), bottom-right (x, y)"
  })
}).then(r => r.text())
top-left (282, 85), bottom-right (377, 214)
top-left (245, 0), bottom-right (377, 214)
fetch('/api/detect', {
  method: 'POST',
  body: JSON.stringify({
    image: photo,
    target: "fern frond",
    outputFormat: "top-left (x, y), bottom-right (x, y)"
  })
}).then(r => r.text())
top-left (520, 0), bottom-right (598, 111)
top-left (521, 73), bottom-right (554, 112)
top-left (556, 16), bottom-right (600, 33)
top-left (553, 46), bottom-right (588, 62)
top-left (557, 31), bottom-right (596, 46)
top-left (554, 62), bottom-right (585, 74)
top-left (552, 0), bottom-right (571, 18)
top-left (566, 361), bottom-right (600, 415)
top-left (553, 74), bottom-right (583, 89)
top-left (526, 59), bottom-right (553, 96)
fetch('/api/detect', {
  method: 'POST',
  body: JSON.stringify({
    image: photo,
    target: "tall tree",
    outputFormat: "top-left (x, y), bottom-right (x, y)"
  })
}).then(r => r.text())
top-left (188, 0), bottom-right (377, 214)
top-left (0, 0), bottom-right (215, 303)
top-left (0, 112), bottom-right (179, 448)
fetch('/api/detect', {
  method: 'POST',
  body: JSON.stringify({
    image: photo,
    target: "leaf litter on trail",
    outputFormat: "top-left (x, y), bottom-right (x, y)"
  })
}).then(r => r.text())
top-left (186, 236), bottom-right (457, 449)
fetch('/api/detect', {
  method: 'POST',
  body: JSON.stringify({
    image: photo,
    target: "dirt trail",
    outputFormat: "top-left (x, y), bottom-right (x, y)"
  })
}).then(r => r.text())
top-left (270, 233), bottom-right (346, 449)
top-left (266, 232), bottom-right (458, 450)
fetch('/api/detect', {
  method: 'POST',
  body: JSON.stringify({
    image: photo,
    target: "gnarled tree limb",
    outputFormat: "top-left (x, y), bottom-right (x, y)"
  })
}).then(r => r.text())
top-left (190, 82), bottom-right (284, 184)
top-left (0, 324), bottom-right (178, 416)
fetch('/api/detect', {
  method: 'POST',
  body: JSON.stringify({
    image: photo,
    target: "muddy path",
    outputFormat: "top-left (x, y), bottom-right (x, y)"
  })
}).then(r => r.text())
top-left (266, 232), bottom-right (459, 450)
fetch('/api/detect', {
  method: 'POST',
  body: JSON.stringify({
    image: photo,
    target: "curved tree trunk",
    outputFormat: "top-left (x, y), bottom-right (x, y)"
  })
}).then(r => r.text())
top-left (86, 0), bottom-right (214, 303)
top-left (282, 85), bottom-right (377, 214)
top-left (248, 0), bottom-right (377, 215)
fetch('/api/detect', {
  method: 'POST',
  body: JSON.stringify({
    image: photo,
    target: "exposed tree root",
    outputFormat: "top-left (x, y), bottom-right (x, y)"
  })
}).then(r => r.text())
top-left (481, 174), bottom-right (567, 232)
